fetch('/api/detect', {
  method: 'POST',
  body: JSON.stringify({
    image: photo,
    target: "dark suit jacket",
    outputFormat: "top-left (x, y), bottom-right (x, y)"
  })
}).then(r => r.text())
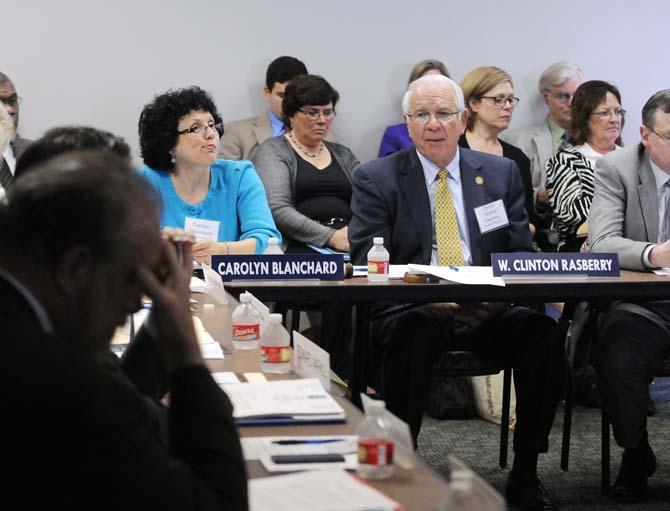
top-left (349, 147), bottom-right (532, 266)
top-left (0, 274), bottom-right (248, 510)
top-left (0, 136), bottom-right (31, 183)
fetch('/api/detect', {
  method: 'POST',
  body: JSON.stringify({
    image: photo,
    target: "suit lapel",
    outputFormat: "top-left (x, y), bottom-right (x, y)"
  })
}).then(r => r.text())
top-left (459, 149), bottom-right (486, 264)
top-left (638, 149), bottom-right (659, 242)
top-left (252, 114), bottom-right (273, 146)
top-left (399, 150), bottom-right (433, 263)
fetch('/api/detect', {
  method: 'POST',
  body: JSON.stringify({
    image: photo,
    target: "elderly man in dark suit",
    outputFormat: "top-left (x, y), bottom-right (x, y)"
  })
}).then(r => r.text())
top-left (589, 89), bottom-right (670, 503)
top-left (349, 75), bottom-right (565, 511)
top-left (0, 151), bottom-right (247, 510)
top-left (0, 72), bottom-right (32, 194)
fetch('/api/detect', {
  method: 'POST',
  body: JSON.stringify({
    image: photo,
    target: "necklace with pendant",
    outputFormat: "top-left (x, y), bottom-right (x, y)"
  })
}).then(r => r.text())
top-left (288, 131), bottom-right (324, 158)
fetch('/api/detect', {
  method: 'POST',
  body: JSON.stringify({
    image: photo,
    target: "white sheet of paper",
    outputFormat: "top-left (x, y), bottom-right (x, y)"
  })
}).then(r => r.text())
top-left (474, 199), bottom-right (510, 234)
top-left (211, 371), bottom-right (240, 385)
top-left (248, 469), bottom-right (399, 511)
top-left (199, 341), bottom-right (225, 359)
top-left (243, 372), bottom-right (267, 383)
top-left (653, 268), bottom-right (670, 276)
top-left (245, 291), bottom-right (270, 322)
top-left (408, 263), bottom-right (506, 287)
top-left (202, 262), bottom-right (228, 304)
top-left (241, 435), bottom-right (357, 460)
top-left (221, 378), bottom-right (344, 419)
top-left (184, 216), bottom-right (219, 241)
top-left (293, 331), bottom-right (331, 391)
top-left (189, 276), bottom-right (208, 293)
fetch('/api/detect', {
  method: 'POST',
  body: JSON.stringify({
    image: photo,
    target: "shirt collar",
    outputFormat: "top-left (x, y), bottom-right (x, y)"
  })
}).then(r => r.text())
top-left (0, 266), bottom-right (55, 335)
top-left (547, 116), bottom-right (565, 137)
top-left (416, 147), bottom-right (461, 186)
top-left (650, 156), bottom-right (670, 190)
top-left (267, 110), bottom-right (285, 136)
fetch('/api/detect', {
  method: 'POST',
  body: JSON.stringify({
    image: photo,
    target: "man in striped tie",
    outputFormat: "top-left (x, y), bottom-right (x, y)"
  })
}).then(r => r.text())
top-left (349, 75), bottom-right (565, 511)
top-left (0, 72), bottom-right (32, 198)
top-left (589, 89), bottom-right (670, 503)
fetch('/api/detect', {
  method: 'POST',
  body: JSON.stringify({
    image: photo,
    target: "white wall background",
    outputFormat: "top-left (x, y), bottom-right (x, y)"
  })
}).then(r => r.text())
top-left (4, 0), bottom-right (667, 165)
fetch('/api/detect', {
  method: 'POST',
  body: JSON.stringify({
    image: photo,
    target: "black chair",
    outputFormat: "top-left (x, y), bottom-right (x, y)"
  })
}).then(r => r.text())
top-left (560, 304), bottom-right (670, 494)
top-left (432, 351), bottom-right (513, 468)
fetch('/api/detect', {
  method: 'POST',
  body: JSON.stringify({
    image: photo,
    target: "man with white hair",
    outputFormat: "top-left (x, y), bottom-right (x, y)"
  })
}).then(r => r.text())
top-left (502, 62), bottom-right (582, 204)
top-left (0, 72), bottom-right (32, 194)
top-left (349, 74), bottom-right (565, 511)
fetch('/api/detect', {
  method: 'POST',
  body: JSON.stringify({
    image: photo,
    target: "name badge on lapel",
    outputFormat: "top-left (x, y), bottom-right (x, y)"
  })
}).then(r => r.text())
top-left (474, 199), bottom-right (509, 234)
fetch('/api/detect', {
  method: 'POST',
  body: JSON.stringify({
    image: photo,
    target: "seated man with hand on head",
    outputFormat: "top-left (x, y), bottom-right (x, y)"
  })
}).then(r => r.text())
top-left (220, 56), bottom-right (334, 161)
top-left (349, 74), bottom-right (565, 511)
top-left (589, 90), bottom-right (670, 503)
top-left (0, 151), bottom-right (247, 510)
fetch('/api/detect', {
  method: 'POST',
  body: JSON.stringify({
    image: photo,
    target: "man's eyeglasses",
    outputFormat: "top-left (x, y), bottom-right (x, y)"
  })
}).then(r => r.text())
top-left (591, 109), bottom-right (626, 119)
top-left (648, 126), bottom-right (670, 144)
top-left (480, 96), bottom-right (520, 108)
top-left (0, 94), bottom-right (20, 107)
top-left (177, 122), bottom-right (223, 136)
top-left (405, 111), bottom-right (460, 124)
top-left (551, 92), bottom-right (573, 104)
top-left (299, 108), bottom-right (336, 121)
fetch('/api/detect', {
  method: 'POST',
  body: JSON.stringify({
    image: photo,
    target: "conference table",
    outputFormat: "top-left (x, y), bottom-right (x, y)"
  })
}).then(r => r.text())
top-left (195, 297), bottom-right (482, 511)
top-left (224, 270), bottom-right (670, 404)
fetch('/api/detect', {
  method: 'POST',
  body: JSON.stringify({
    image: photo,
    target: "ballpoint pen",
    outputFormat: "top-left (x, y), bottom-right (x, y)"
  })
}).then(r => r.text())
top-left (272, 439), bottom-right (344, 445)
top-left (448, 265), bottom-right (460, 272)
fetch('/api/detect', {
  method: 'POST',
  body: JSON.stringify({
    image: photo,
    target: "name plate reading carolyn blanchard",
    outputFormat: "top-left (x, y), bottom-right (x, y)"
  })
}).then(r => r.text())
top-left (491, 252), bottom-right (620, 277)
top-left (211, 254), bottom-right (345, 281)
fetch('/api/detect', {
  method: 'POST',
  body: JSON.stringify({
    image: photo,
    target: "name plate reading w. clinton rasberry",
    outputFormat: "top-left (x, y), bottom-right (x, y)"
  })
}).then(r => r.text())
top-left (491, 252), bottom-right (620, 277)
top-left (212, 254), bottom-right (345, 281)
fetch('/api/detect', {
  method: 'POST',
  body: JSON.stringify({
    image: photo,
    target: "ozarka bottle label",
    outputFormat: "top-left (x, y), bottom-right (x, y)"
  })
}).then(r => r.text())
top-left (232, 324), bottom-right (260, 341)
top-left (260, 345), bottom-right (290, 363)
top-left (367, 261), bottom-right (389, 275)
top-left (358, 438), bottom-right (394, 466)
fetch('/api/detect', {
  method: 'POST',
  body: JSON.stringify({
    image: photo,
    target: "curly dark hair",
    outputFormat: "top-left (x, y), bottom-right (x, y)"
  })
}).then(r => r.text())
top-left (568, 80), bottom-right (623, 147)
top-left (282, 75), bottom-right (339, 129)
top-left (138, 86), bottom-right (223, 171)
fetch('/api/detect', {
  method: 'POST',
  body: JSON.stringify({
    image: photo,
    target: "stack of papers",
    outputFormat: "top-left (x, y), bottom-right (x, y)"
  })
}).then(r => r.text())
top-left (408, 264), bottom-right (505, 287)
top-left (249, 469), bottom-right (400, 511)
top-left (222, 378), bottom-right (345, 425)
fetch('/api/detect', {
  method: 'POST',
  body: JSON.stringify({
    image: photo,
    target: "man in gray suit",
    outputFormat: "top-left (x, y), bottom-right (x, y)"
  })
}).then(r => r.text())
top-left (589, 89), bottom-right (670, 502)
top-left (0, 72), bottom-right (32, 194)
top-left (502, 62), bottom-right (582, 202)
top-left (219, 56), bottom-right (308, 161)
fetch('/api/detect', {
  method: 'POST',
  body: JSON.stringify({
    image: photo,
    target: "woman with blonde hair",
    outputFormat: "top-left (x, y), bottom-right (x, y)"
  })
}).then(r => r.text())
top-left (459, 66), bottom-right (536, 231)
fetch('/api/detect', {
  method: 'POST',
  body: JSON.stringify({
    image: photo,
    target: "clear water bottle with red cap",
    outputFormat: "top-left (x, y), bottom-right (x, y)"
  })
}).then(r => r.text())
top-left (260, 313), bottom-right (291, 374)
top-left (356, 400), bottom-right (394, 479)
top-left (231, 292), bottom-right (261, 350)
top-left (367, 237), bottom-right (389, 282)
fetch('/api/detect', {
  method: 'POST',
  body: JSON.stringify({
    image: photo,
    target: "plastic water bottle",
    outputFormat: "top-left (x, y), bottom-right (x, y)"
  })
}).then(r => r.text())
top-left (367, 237), bottom-right (389, 282)
top-left (440, 470), bottom-right (476, 510)
top-left (356, 400), bottom-right (394, 480)
top-left (263, 237), bottom-right (283, 254)
top-left (260, 313), bottom-right (291, 374)
top-left (231, 292), bottom-right (261, 350)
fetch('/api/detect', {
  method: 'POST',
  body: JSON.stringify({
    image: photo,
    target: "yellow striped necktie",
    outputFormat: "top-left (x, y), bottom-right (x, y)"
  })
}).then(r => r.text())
top-left (435, 168), bottom-right (464, 266)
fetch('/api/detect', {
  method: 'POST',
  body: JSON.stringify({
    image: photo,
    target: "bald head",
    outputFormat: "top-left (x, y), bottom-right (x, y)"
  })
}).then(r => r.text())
top-left (402, 74), bottom-right (465, 115)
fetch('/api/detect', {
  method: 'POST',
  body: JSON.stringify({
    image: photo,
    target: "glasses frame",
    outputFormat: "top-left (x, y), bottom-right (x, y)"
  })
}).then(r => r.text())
top-left (480, 96), bottom-right (520, 108)
top-left (177, 122), bottom-right (223, 136)
top-left (648, 126), bottom-right (670, 143)
top-left (0, 94), bottom-right (21, 107)
top-left (551, 92), bottom-right (573, 104)
top-left (405, 111), bottom-right (460, 125)
top-left (298, 108), bottom-right (336, 121)
top-left (591, 109), bottom-right (626, 119)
